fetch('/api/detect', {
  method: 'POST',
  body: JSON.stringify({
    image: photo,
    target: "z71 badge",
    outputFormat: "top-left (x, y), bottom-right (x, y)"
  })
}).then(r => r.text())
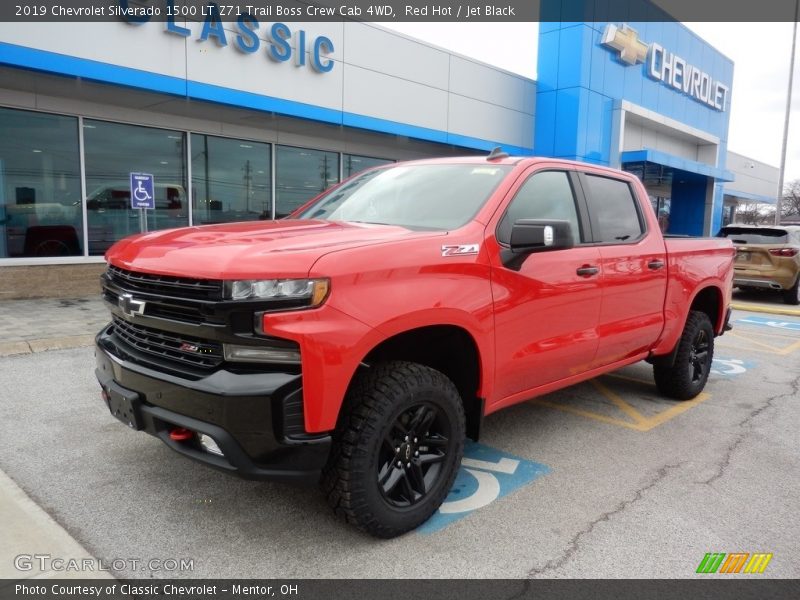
top-left (441, 244), bottom-right (480, 257)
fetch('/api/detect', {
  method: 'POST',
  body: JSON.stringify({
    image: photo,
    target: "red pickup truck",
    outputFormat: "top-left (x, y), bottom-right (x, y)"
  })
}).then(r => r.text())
top-left (95, 155), bottom-right (734, 537)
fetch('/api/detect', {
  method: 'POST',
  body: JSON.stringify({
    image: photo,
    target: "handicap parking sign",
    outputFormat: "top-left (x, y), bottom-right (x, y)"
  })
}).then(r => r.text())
top-left (418, 441), bottom-right (551, 534)
top-left (130, 173), bottom-right (155, 209)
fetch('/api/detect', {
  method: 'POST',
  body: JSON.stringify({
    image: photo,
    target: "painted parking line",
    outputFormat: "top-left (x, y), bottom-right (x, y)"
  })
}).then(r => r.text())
top-left (532, 355), bottom-right (754, 431)
top-left (731, 302), bottom-right (800, 317)
top-left (736, 316), bottom-right (800, 332)
top-left (534, 377), bottom-right (712, 432)
top-left (720, 328), bottom-right (800, 355)
top-left (418, 441), bottom-right (550, 534)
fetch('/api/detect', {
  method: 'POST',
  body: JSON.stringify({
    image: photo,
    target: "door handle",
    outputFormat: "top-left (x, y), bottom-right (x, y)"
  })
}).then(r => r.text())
top-left (648, 259), bottom-right (665, 270)
top-left (576, 265), bottom-right (600, 277)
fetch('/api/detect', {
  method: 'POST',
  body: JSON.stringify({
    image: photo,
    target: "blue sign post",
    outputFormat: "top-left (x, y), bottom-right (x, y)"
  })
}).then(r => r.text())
top-left (130, 172), bottom-right (155, 210)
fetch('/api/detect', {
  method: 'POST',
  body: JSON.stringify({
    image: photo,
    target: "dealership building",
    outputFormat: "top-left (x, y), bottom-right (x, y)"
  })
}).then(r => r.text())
top-left (0, 11), bottom-right (779, 297)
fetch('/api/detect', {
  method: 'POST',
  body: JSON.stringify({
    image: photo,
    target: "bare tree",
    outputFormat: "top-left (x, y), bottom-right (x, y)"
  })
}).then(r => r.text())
top-left (736, 203), bottom-right (773, 225)
top-left (781, 179), bottom-right (800, 220)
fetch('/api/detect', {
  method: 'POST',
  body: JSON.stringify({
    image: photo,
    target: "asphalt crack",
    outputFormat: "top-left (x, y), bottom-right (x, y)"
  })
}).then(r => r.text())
top-left (527, 462), bottom-right (684, 578)
top-left (698, 372), bottom-right (800, 486)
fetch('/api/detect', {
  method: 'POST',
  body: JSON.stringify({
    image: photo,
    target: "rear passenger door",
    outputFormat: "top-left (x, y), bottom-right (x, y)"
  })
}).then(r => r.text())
top-left (578, 173), bottom-right (668, 368)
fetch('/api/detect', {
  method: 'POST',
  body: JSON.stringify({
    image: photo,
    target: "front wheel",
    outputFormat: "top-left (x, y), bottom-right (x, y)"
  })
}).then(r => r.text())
top-left (653, 311), bottom-right (715, 400)
top-left (321, 361), bottom-right (465, 538)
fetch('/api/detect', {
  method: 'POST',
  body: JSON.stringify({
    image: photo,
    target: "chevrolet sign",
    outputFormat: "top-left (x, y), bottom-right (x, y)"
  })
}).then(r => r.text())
top-left (601, 24), bottom-right (730, 112)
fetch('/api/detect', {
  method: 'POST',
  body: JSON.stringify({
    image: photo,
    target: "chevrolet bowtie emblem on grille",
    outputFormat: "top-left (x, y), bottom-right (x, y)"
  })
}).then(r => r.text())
top-left (601, 23), bottom-right (649, 66)
top-left (118, 293), bottom-right (146, 318)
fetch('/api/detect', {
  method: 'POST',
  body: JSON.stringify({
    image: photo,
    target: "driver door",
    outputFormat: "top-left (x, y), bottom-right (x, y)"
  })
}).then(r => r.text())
top-left (488, 167), bottom-right (602, 403)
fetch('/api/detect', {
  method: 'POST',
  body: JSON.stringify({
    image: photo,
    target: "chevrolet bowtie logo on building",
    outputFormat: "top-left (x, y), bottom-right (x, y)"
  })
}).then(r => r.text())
top-left (118, 293), bottom-right (146, 318)
top-left (600, 23), bottom-right (730, 112)
top-left (601, 24), bottom-right (648, 65)
top-left (696, 552), bottom-right (773, 574)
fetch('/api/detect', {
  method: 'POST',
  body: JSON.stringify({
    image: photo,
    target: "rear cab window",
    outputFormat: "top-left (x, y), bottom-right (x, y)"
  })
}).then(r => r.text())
top-left (581, 174), bottom-right (645, 244)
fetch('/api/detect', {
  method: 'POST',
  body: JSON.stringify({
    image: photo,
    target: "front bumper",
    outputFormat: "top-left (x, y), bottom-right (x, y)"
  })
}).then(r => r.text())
top-left (95, 325), bottom-right (331, 484)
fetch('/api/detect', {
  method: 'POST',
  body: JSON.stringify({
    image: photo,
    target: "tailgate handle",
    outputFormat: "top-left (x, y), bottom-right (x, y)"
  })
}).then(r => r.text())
top-left (576, 265), bottom-right (600, 277)
top-left (648, 259), bottom-right (665, 270)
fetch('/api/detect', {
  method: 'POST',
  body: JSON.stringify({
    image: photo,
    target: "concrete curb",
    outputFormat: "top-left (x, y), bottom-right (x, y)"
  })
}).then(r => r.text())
top-left (0, 335), bottom-right (94, 358)
top-left (731, 302), bottom-right (800, 318)
top-left (0, 468), bottom-right (113, 580)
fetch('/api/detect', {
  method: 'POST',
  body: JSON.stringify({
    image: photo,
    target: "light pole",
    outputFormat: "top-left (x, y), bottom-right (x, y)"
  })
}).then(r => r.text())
top-left (775, 1), bottom-right (799, 225)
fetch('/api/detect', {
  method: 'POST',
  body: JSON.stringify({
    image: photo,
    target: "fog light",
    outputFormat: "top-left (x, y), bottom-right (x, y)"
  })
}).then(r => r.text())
top-left (199, 434), bottom-right (224, 457)
top-left (223, 344), bottom-right (301, 364)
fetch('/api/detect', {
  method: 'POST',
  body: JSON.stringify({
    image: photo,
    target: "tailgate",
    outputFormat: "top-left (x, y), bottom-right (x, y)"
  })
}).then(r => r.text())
top-left (733, 245), bottom-right (779, 272)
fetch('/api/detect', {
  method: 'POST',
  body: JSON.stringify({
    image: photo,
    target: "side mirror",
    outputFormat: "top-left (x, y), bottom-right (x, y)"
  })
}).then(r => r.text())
top-left (502, 219), bottom-right (574, 270)
top-left (510, 219), bottom-right (574, 253)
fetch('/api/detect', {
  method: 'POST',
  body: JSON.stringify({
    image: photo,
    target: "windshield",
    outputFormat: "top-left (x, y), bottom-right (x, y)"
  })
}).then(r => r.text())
top-left (718, 227), bottom-right (789, 244)
top-left (296, 163), bottom-right (512, 230)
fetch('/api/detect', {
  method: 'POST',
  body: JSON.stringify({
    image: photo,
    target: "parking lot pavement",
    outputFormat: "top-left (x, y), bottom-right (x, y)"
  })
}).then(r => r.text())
top-left (0, 469), bottom-right (113, 581)
top-left (0, 296), bottom-right (108, 357)
top-left (0, 308), bottom-right (797, 579)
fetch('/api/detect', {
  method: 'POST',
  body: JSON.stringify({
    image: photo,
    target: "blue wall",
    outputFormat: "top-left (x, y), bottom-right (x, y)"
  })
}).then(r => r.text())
top-left (535, 20), bottom-right (733, 164)
top-left (535, 4), bottom-right (734, 235)
top-left (670, 173), bottom-right (709, 237)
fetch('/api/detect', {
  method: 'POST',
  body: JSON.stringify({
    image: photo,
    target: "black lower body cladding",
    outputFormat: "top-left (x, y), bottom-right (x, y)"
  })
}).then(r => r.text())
top-left (94, 325), bottom-right (330, 483)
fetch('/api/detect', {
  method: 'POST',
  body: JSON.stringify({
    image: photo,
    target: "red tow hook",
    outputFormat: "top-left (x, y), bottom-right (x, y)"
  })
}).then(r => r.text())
top-left (169, 427), bottom-right (195, 442)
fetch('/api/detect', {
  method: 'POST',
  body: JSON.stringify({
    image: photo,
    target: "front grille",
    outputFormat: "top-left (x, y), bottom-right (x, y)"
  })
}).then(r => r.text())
top-left (107, 265), bottom-right (223, 300)
top-left (103, 287), bottom-right (214, 325)
top-left (111, 316), bottom-right (223, 371)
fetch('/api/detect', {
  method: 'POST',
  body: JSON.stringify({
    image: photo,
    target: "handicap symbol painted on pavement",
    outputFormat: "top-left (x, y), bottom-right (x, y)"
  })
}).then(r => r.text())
top-left (710, 357), bottom-right (754, 377)
top-left (736, 316), bottom-right (800, 332)
top-left (418, 441), bottom-right (550, 534)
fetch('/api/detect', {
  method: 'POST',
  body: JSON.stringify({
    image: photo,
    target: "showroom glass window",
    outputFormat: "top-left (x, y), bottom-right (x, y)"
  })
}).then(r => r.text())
top-left (83, 120), bottom-right (187, 255)
top-left (0, 108), bottom-right (82, 258)
top-left (191, 134), bottom-right (271, 224)
top-left (276, 146), bottom-right (339, 218)
top-left (343, 154), bottom-right (393, 178)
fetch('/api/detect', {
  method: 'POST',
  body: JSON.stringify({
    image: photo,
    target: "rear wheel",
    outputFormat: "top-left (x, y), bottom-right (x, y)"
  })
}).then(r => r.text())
top-left (321, 361), bottom-right (465, 538)
top-left (653, 311), bottom-right (715, 400)
top-left (783, 277), bottom-right (800, 305)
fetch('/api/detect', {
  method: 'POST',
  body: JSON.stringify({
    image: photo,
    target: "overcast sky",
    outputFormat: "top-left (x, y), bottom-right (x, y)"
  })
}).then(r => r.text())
top-left (382, 22), bottom-right (800, 186)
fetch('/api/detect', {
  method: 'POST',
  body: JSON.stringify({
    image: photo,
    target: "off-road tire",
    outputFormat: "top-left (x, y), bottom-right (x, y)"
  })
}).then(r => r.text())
top-left (653, 311), bottom-right (715, 400)
top-left (782, 276), bottom-right (800, 306)
top-left (321, 361), bottom-right (465, 538)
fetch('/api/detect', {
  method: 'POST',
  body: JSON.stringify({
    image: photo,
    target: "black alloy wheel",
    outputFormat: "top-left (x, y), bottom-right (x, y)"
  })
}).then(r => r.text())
top-left (688, 328), bottom-right (710, 384)
top-left (321, 361), bottom-right (465, 538)
top-left (653, 310), bottom-right (715, 400)
top-left (377, 403), bottom-right (451, 508)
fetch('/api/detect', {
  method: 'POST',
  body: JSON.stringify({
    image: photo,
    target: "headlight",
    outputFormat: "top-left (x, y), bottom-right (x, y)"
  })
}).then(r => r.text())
top-left (225, 278), bottom-right (330, 306)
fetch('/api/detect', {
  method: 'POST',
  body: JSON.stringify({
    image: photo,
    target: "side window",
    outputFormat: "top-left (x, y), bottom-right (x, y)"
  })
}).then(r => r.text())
top-left (497, 171), bottom-right (581, 245)
top-left (583, 175), bottom-right (644, 243)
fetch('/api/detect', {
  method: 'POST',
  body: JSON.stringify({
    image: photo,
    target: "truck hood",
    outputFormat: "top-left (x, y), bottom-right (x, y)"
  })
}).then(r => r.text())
top-left (106, 219), bottom-right (441, 279)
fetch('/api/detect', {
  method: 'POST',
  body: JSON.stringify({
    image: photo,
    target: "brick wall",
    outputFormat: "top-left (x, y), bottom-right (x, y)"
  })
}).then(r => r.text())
top-left (0, 264), bottom-right (106, 299)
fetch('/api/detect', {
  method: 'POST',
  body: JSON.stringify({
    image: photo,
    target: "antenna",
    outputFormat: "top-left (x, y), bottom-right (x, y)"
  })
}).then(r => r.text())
top-left (487, 147), bottom-right (509, 161)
